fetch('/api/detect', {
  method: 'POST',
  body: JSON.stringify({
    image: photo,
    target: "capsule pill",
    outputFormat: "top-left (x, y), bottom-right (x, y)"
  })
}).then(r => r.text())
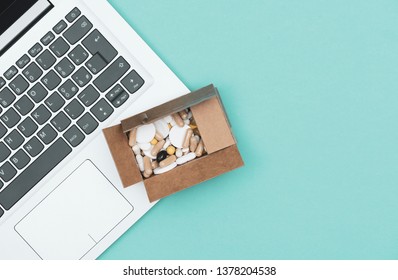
top-left (159, 155), bottom-right (177, 168)
top-left (179, 110), bottom-right (188, 120)
top-left (172, 113), bottom-right (184, 127)
top-left (136, 154), bottom-right (144, 172)
top-left (189, 135), bottom-right (199, 152)
top-left (182, 128), bottom-right (193, 149)
top-left (128, 128), bottom-right (137, 147)
top-left (151, 139), bottom-right (165, 156)
top-left (195, 139), bottom-right (204, 157)
top-left (143, 156), bottom-right (153, 176)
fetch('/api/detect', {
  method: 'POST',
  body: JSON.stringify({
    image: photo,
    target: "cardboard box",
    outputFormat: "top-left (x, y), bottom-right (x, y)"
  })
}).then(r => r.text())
top-left (103, 84), bottom-right (244, 202)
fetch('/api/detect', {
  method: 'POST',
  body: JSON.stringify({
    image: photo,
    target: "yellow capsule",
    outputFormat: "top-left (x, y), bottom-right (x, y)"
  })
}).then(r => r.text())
top-left (150, 138), bottom-right (158, 145)
top-left (167, 145), bottom-right (176, 155)
top-left (159, 155), bottom-right (177, 168)
top-left (189, 124), bottom-right (197, 130)
top-left (128, 128), bottom-right (137, 147)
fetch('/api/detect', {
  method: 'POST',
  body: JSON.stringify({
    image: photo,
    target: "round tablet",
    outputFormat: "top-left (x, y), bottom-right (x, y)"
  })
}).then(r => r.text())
top-left (154, 162), bottom-right (177, 175)
top-left (138, 142), bottom-right (152, 151)
top-left (169, 125), bottom-right (190, 148)
top-left (136, 124), bottom-right (156, 143)
top-left (154, 119), bottom-right (170, 138)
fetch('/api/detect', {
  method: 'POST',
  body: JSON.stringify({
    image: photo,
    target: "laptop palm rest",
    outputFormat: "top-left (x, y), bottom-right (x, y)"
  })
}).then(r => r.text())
top-left (14, 160), bottom-right (133, 259)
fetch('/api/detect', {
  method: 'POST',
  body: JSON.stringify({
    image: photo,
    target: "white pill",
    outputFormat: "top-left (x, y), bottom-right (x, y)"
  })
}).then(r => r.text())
top-left (169, 118), bottom-right (176, 127)
top-left (176, 152), bottom-right (196, 165)
top-left (175, 149), bottom-right (183, 158)
top-left (136, 124), bottom-right (156, 143)
top-left (138, 142), bottom-right (152, 151)
top-left (136, 154), bottom-right (144, 172)
top-left (182, 148), bottom-right (189, 153)
top-left (154, 162), bottom-right (177, 175)
top-left (143, 148), bottom-right (157, 159)
top-left (154, 119), bottom-right (170, 138)
top-left (184, 119), bottom-right (190, 125)
top-left (169, 124), bottom-right (190, 148)
top-left (132, 144), bottom-right (141, 155)
top-left (163, 138), bottom-right (171, 149)
top-left (163, 115), bottom-right (173, 123)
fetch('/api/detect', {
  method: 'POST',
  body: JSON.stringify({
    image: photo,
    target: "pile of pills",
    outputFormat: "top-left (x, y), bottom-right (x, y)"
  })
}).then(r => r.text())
top-left (128, 109), bottom-right (206, 178)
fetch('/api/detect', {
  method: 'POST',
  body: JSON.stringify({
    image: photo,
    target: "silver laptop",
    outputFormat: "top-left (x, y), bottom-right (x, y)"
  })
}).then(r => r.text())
top-left (0, 0), bottom-right (188, 259)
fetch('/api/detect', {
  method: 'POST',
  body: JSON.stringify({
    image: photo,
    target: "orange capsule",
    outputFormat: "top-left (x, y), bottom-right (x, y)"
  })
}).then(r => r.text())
top-left (195, 139), bottom-right (204, 157)
top-left (128, 128), bottom-right (137, 147)
top-left (182, 128), bottom-right (193, 149)
top-left (143, 156), bottom-right (153, 177)
top-left (151, 139), bottom-right (165, 156)
top-left (172, 113), bottom-right (184, 127)
top-left (159, 155), bottom-right (177, 168)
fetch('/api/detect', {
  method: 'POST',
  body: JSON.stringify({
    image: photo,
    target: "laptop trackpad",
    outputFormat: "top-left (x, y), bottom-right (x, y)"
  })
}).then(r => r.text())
top-left (15, 160), bottom-right (133, 259)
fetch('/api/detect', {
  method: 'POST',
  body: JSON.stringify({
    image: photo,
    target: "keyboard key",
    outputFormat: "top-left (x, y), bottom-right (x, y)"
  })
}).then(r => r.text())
top-left (0, 143), bottom-right (11, 162)
top-left (31, 105), bottom-right (51, 125)
top-left (121, 70), bottom-right (145, 94)
top-left (55, 57), bottom-right (75, 78)
top-left (40, 31), bottom-right (55, 46)
top-left (53, 20), bottom-right (67, 34)
top-left (4, 66), bottom-right (18, 80)
top-left (77, 113), bottom-right (98, 135)
top-left (72, 66), bottom-right (92, 87)
top-left (1, 108), bottom-right (21, 128)
top-left (0, 162), bottom-right (17, 182)
top-left (112, 90), bottom-right (129, 108)
top-left (0, 77), bottom-right (5, 89)
top-left (45, 92), bottom-right (65, 112)
top-left (41, 70), bottom-right (61, 91)
top-left (90, 98), bottom-right (113, 122)
top-left (64, 99), bottom-right (84, 119)
top-left (51, 112), bottom-right (71, 132)
top-left (9, 75), bottom-right (29, 95)
top-left (24, 136), bottom-right (44, 157)
top-left (58, 79), bottom-right (79, 99)
top-left (14, 96), bottom-right (34, 116)
top-left (50, 37), bottom-right (70, 58)
top-left (28, 83), bottom-right (48, 103)
top-left (94, 57), bottom-right (130, 92)
top-left (65, 7), bottom-right (81, 23)
top-left (28, 43), bottom-right (43, 57)
top-left (63, 16), bottom-right (93, 45)
top-left (106, 84), bottom-right (124, 102)
top-left (63, 125), bottom-right (85, 147)
top-left (4, 130), bottom-right (24, 150)
top-left (78, 85), bottom-right (99, 107)
top-left (85, 53), bottom-right (107, 74)
top-left (0, 87), bottom-right (16, 108)
top-left (10, 150), bottom-right (30, 170)
top-left (37, 124), bottom-right (57, 145)
top-left (36, 50), bottom-right (56, 70)
top-left (0, 123), bottom-right (7, 138)
top-left (16, 55), bottom-right (31, 69)
top-left (68, 45), bottom-right (88, 65)
top-left (23, 62), bottom-right (43, 83)
top-left (0, 138), bottom-right (72, 210)
top-left (82, 29), bottom-right (117, 63)
top-left (18, 117), bottom-right (38, 137)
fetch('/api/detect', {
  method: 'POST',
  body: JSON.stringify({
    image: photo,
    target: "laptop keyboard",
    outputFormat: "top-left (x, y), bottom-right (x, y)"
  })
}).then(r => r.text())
top-left (0, 8), bottom-right (145, 217)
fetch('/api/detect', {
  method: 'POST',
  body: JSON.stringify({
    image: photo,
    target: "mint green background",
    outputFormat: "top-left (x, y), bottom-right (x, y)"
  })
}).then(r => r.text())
top-left (100, 0), bottom-right (398, 259)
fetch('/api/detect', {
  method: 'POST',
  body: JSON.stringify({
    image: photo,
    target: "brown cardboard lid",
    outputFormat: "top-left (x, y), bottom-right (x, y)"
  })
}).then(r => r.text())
top-left (121, 84), bottom-right (218, 132)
